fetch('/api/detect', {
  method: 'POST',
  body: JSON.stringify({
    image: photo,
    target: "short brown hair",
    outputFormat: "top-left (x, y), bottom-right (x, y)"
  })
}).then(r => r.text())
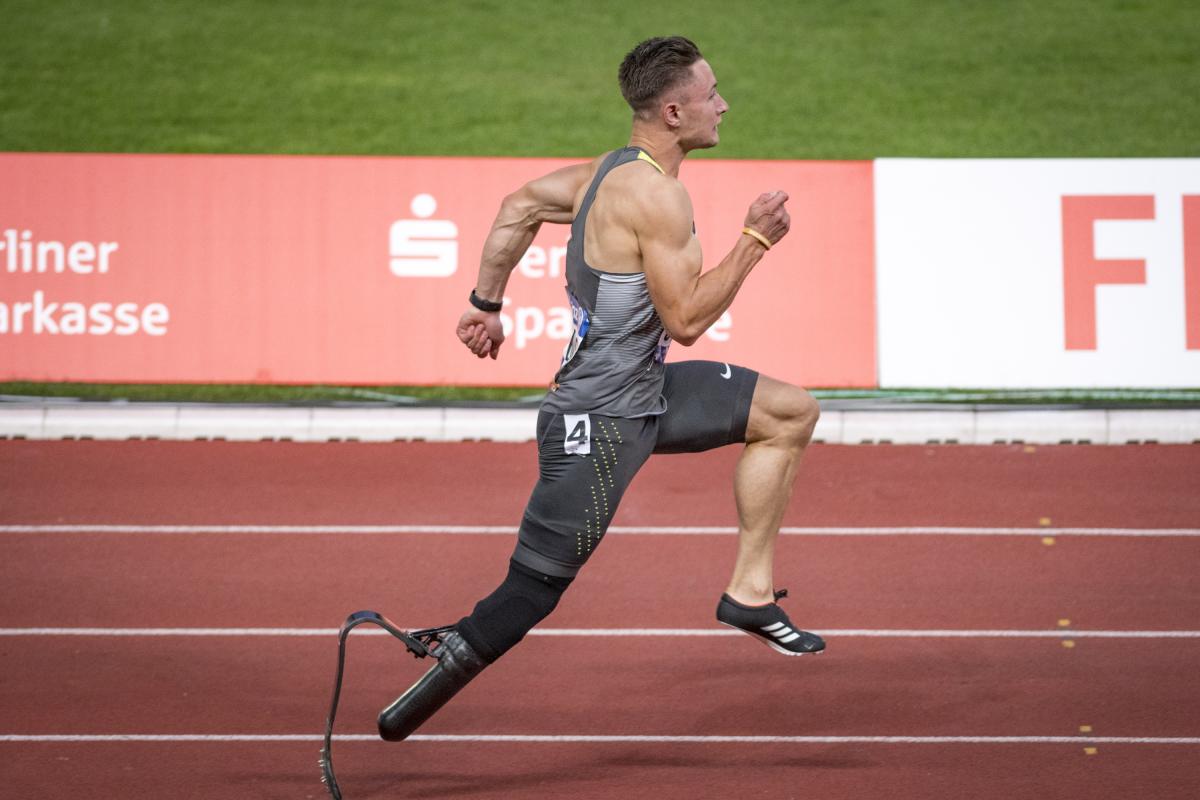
top-left (618, 36), bottom-right (704, 116)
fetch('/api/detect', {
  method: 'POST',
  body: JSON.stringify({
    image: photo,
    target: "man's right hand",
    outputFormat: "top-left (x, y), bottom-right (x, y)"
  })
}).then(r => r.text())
top-left (743, 190), bottom-right (791, 247)
top-left (456, 308), bottom-right (505, 360)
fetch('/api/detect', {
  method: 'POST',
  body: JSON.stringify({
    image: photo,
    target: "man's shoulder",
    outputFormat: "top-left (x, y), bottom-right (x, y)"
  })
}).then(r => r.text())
top-left (625, 167), bottom-right (691, 226)
top-left (606, 157), bottom-right (688, 209)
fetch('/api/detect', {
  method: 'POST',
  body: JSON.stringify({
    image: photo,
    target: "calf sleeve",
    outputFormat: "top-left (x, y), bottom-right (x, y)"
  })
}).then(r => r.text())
top-left (455, 559), bottom-right (574, 663)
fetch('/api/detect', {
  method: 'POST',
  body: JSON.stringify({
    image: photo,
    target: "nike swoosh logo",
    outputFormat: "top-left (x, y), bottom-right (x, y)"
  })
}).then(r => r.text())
top-left (720, 363), bottom-right (731, 379)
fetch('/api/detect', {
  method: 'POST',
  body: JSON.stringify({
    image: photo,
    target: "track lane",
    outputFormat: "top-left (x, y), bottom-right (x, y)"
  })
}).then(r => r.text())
top-left (6, 740), bottom-right (1199, 800)
top-left (3, 533), bottom-right (1198, 630)
top-left (3, 441), bottom-right (1199, 527)
top-left (3, 637), bottom-right (1198, 738)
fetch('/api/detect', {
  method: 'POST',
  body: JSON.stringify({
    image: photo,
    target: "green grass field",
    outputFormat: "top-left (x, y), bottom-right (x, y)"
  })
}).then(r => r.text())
top-left (4, 382), bottom-right (1199, 407)
top-left (2, 0), bottom-right (1197, 158)
top-left (2, 1), bottom-right (1197, 402)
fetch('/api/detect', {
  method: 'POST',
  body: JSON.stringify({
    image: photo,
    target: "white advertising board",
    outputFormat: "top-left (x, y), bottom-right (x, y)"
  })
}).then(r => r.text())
top-left (875, 159), bottom-right (1200, 387)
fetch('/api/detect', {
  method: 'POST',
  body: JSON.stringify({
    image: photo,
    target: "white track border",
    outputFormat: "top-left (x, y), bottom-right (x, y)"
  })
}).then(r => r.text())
top-left (2, 627), bottom-right (1198, 639)
top-left (2, 733), bottom-right (1198, 745)
top-left (2, 524), bottom-right (1198, 536)
top-left (2, 404), bottom-right (1199, 444)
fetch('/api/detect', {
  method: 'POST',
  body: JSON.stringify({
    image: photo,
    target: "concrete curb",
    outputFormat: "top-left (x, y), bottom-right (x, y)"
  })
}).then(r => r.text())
top-left (2, 403), bottom-right (1198, 444)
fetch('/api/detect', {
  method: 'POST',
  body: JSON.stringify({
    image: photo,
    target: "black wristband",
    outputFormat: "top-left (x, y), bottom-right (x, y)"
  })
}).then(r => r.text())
top-left (469, 289), bottom-right (503, 313)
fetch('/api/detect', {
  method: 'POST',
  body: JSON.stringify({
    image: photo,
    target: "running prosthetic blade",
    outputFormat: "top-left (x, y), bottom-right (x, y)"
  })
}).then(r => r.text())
top-left (716, 589), bottom-right (825, 656)
top-left (319, 611), bottom-right (453, 800)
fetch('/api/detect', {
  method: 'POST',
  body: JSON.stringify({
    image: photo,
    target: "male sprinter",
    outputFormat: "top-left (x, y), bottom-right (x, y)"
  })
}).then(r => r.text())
top-left (378, 36), bottom-right (823, 742)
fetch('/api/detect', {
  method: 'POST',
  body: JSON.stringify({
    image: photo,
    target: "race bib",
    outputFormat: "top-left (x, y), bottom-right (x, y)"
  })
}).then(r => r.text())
top-left (561, 290), bottom-right (591, 367)
top-left (654, 329), bottom-right (672, 364)
top-left (563, 414), bottom-right (591, 456)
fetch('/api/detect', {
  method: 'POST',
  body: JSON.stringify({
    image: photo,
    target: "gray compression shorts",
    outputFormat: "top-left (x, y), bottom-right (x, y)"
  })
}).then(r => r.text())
top-left (512, 360), bottom-right (758, 578)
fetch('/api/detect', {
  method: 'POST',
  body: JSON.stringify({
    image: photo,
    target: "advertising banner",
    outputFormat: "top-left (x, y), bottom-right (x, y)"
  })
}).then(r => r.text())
top-left (0, 153), bottom-right (876, 387)
top-left (875, 159), bottom-right (1200, 387)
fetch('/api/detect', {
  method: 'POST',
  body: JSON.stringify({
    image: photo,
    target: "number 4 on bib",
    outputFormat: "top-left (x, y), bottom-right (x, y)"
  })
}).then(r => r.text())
top-left (563, 414), bottom-right (591, 456)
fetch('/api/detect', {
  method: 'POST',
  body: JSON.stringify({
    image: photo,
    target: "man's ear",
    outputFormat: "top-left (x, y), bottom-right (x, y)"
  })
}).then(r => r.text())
top-left (662, 101), bottom-right (682, 129)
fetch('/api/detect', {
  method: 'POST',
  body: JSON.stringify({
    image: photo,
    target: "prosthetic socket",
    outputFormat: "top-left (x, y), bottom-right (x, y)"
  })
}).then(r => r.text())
top-left (378, 560), bottom-right (571, 741)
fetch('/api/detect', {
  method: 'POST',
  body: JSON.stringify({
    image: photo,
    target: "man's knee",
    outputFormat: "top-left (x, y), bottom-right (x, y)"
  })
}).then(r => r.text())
top-left (779, 386), bottom-right (819, 446)
top-left (749, 379), bottom-right (819, 448)
top-left (792, 386), bottom-right (820, 437)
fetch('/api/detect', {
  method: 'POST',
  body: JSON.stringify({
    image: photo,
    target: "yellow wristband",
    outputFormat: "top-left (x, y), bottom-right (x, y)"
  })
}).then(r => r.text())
top-left (741, 226), bottom-right (772, 250)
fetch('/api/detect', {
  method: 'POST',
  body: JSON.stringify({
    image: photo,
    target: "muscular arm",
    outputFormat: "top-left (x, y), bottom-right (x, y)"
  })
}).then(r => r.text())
top-left (473, 159), bottom-right (599, 302)
top-left (459, 157), bottom-right (602, 359)
top-left (638, 181), bottom-right (790, 346)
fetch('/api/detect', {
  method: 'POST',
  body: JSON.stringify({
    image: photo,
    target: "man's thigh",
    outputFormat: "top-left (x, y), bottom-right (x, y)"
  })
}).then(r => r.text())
top-left (512, 411), bottom-right (657, 579)
top-left (654, 360), bottom-right (759, 454)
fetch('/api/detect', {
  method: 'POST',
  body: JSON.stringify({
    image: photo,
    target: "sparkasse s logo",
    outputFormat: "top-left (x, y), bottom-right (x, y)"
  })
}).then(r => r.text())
top-left (389, 194), bottom-right (457, 277)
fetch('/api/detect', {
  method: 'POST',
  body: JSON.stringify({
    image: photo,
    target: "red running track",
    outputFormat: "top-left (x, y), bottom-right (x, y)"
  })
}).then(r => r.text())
top-left (1, 440), bottom-right (1199, 799)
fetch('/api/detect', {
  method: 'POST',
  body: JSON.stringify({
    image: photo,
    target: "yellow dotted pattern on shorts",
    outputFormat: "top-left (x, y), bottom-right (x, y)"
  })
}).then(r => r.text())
top-left (577, 419), bottom-right (619, 558)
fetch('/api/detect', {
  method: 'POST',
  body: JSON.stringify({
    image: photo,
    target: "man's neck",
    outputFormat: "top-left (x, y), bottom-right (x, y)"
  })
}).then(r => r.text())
top-left (627, 127), bottom-right (686, 177)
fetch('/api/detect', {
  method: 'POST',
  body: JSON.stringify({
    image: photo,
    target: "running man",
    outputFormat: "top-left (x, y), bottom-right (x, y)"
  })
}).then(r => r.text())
top-left (378, 35), bottom-right (823, 741)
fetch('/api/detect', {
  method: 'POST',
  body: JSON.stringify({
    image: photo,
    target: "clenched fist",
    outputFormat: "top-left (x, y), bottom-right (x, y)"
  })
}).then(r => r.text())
top-left (743, 190), bottom-right (790, 248)
top-left (456, 308), bottom-right (505, 360)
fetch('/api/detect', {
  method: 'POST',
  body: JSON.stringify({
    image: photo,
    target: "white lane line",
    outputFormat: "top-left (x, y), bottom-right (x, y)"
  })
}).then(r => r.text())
top-left (2, 628), bottom-right (1198, 639)
top-left (1, 524), bottom-right (1198, 536)
top-left (1, 734), bottom-right (1198, 745)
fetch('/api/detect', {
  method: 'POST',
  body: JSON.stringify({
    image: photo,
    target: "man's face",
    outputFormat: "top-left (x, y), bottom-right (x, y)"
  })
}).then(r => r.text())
top-left (675, 59), bottom-right (729, 150)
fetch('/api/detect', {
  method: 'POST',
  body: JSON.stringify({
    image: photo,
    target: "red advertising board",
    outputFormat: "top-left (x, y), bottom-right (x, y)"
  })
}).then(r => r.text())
top-left (0, 153), bottom-right (875, 387)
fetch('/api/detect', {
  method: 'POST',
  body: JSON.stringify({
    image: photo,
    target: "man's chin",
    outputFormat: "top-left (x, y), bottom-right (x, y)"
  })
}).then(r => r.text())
top-left (686, 134), bottom-right (720, 152)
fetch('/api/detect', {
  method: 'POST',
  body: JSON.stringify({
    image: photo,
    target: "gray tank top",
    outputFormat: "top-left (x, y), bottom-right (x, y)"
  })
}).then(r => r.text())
top-left (541, 147), bottom-right (670, 418)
